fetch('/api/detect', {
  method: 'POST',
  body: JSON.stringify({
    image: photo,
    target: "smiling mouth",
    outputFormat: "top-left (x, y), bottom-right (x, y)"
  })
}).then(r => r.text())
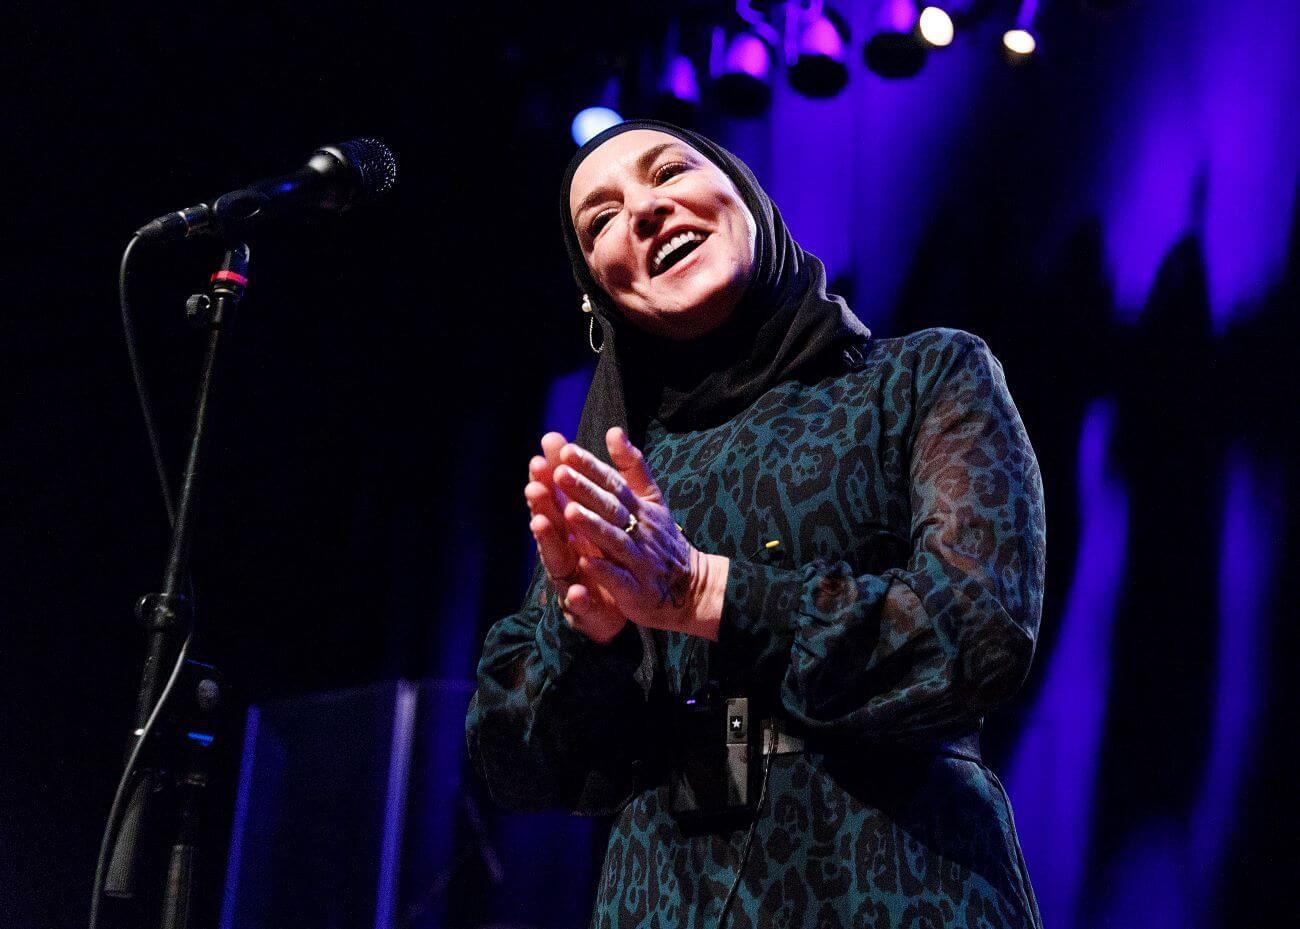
top-left (651, 231), bottom-right (710, 277)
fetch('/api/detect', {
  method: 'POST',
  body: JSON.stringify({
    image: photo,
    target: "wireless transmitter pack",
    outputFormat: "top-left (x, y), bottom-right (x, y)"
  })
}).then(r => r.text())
top-left (666, 695), bottom-right (760, 823)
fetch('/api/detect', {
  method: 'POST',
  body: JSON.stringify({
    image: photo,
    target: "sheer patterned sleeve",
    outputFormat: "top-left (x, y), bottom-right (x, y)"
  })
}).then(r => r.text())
top-left (466, 564), bottom-right (649, 812)
top-left (715, 332), bottom-right (1046, 744)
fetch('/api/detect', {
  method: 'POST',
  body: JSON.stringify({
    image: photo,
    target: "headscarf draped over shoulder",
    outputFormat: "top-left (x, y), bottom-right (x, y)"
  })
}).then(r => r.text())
top-left (559, 119), bottom-right (870, 463)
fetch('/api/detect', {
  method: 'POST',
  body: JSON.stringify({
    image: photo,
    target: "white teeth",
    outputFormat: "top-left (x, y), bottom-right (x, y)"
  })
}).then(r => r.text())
top-left (653, 230), bottom-right (706, 272)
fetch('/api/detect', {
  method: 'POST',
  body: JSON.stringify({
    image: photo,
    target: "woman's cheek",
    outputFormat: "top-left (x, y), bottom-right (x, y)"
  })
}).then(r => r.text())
top-left (601, 254), bottom-right (636, 292)
top-left (591, 246), bottom-right (618, 289)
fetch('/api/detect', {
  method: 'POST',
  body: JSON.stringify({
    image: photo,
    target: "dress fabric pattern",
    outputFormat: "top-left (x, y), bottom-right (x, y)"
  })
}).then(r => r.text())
top-left (467, 328), bottom-right (1046, 929)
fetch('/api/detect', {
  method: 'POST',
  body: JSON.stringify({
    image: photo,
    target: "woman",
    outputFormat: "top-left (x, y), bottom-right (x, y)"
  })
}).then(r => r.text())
top-left (466, 120), bottom-right (1045, 929)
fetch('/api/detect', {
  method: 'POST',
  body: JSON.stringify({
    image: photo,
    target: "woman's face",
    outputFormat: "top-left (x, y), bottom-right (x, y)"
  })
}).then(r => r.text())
top-left (569, 130), bottom-right (757, 341)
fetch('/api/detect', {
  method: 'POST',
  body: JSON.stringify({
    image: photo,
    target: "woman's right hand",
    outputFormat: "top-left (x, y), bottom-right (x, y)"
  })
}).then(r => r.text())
top-left (526, 432), bottom-right (627, 644)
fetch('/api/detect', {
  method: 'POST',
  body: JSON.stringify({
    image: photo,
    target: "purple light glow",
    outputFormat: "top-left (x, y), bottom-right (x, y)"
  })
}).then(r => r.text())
top-left (799, 16), bottom-right (845, 59)
top-left (219, 706), bottom-right (261, 929)
top-left (1044, 447), bottom-right (1281, 929)
top-left (735, 0), bottom-right (782, 46)
top-left (542, 366), bottom-right (592, 441)
top-left (725, 33), bottom-right (770, 80)
top-left (1102, 90), bottom-right (1200, 321)
top-left (1005, 400), bottom-right (1129, 929)
top-left (742, 24), bottom-right (989, 324)
top-left (1092, 825), bottom-right (1187, 929)
top-left (877, 0), bottom-right (916, 32)
top-left (1189, 449), bottom-right (1280, 910)
top-left (1200, 0), bottom-right (1300, 329)
top-left (664, 55), bottom-right (700, 104)
top-left (1100, 0), bottom-right (1300, 329)
top-left (374, 681), bottom-right (417, 929)
top-left (1016, 0), bottom-right (1039, 28)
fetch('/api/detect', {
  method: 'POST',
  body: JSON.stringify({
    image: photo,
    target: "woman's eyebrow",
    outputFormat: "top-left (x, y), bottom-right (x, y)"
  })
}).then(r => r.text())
top-left (573, 142), bottom-right (688, 223)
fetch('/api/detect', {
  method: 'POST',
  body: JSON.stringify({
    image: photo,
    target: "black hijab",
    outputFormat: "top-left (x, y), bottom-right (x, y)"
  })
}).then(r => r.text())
top-left (559, 119), bottom-right (870, 463)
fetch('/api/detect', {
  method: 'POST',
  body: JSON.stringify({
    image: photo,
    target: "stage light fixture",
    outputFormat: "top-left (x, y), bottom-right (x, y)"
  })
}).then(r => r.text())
top-left (711, 27), bottom-right (772, 117)
top-left (655, 54), bottom-right (702, 124)
top-left (571, 107), bottom-right (623, 146)
top-left (863, 0), bottom-right (927, 79)
top-left (788, 7), bottom-right (851, 98)
top-left (1002, 0), bottom-right (1038, 63)
top-left (1002, 28), bottom-right (1036, 56)
top-left (916, 7), bottom-right (955, 47)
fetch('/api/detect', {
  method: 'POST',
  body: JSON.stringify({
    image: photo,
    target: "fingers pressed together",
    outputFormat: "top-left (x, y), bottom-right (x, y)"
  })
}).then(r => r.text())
top-left (522, 431), bottom-right (632, 642)
top-left (523, 427), bottom-right (711, 644)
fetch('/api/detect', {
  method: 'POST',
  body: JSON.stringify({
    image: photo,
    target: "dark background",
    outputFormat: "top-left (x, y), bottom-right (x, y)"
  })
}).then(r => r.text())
top-left (5, 1), bottom-right (1297, 927)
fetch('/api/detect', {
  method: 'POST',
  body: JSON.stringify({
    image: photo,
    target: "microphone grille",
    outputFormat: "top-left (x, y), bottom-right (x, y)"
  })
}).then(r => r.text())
top-left (337, 137), bottom-right (398, 200)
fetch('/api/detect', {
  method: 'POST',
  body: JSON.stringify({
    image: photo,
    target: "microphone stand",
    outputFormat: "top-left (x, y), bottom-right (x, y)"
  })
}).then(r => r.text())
top-left (101, 242), bottom-right (250, 929)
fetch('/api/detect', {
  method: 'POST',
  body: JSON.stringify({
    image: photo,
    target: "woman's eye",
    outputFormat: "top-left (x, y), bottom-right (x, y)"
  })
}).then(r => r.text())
top-left (654, 162), bottom-right (688, 184)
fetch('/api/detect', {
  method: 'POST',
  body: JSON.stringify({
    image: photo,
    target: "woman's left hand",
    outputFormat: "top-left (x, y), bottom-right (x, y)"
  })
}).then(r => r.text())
top-left (552, 428), bottom-right (729, 641)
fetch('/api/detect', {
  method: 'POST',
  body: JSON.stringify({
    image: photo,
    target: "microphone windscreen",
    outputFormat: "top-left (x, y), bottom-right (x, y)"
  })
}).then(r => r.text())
top-left (334, 138), bottom-right (398, 201)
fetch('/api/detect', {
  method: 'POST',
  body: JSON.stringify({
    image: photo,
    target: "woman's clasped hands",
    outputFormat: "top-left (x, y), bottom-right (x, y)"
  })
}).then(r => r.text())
top-left (525, 427), bottom-right (728, 645)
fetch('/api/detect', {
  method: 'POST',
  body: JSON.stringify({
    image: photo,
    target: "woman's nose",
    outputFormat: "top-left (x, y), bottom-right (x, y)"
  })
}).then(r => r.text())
top-left (633, 196), bottom-right (672, 237)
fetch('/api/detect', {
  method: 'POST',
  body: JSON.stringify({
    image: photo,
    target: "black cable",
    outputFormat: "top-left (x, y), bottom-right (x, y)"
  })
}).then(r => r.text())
top-left (119, 235), bottom-right (177, 524)
top-left (716, 728), bottom-right (776, 929)
top-left (88, 236), bottom-right (197, 928)
top-left (88, 634), bottom-right (191, 929)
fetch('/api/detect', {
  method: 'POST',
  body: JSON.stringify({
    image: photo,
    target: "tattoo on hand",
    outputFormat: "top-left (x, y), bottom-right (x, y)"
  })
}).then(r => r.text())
top-left (656, 535), bottom-right (692, 609)
top-left (656, 576), bottom-right (687, 609)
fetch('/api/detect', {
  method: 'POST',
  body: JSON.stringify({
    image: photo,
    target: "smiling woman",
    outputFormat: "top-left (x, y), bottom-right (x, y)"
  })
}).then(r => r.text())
top-left (467, 121), bottom-right (1047, 929)
top-left (568, 131), bottom-right (757, 340)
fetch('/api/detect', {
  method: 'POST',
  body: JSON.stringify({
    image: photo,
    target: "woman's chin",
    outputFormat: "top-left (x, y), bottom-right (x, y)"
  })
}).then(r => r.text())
top-left (636, 279), bottom-right (735, 333)
top-left (646, 300), bottom-right (736, 341)
top-left (609, 267), bottom-right (745, 339)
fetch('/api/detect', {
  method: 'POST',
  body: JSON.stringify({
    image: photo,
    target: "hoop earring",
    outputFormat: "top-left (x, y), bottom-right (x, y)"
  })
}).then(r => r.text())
top-left (581, 293), bottom-right (603, 354)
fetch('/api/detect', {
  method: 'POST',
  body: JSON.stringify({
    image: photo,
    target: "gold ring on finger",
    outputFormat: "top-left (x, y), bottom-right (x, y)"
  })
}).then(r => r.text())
top-left (623, 512), bottom-right (639, 535)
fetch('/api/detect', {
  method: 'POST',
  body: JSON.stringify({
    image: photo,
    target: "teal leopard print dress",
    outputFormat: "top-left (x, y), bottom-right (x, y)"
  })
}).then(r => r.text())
top-left (468, 328), bottom-right (1046, 928)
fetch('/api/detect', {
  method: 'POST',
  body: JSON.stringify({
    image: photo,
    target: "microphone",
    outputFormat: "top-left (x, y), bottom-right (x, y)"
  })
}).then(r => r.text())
top-left (134, 138), bottom-right (397, 243)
